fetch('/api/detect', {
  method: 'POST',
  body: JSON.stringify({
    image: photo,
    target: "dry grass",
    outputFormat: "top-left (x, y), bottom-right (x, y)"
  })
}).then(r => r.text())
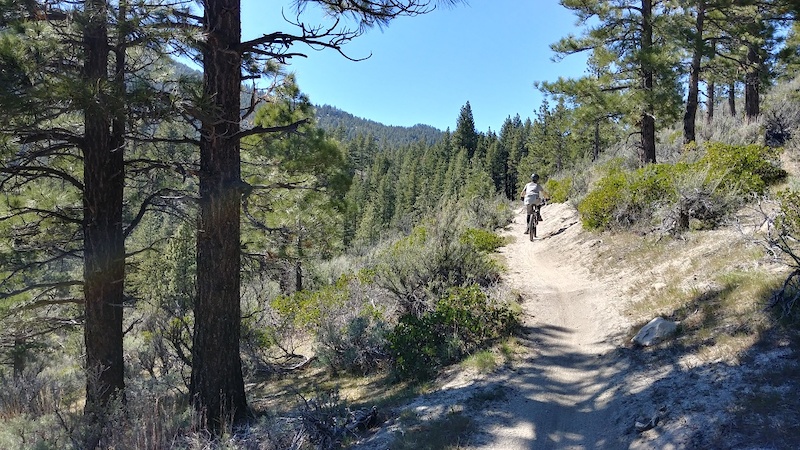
top-left (578, 211), bottom-right (800, 447)
top-left (249, 366), bottom-right (427, 418)
top-left (388, 407), bottom-right (473, 450)
top-left (460, 337), bottom-right (522, 374)
top-left (596, 225), bottom-right (787, 361)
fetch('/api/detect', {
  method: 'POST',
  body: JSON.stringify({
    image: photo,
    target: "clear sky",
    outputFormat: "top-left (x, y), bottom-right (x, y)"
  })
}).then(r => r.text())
top-left (240, 1), bottom-right (589, 133)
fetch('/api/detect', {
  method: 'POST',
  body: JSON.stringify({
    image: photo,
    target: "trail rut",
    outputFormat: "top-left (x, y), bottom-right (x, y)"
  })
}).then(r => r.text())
top-left (463, 202), bottom-right (630, 449)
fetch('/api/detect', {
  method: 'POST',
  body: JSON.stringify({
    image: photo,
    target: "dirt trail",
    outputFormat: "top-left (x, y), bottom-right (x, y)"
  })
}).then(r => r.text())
top-left (461, 202), bottom-right (632, 449)
top-left (350, 202), bottom-right (788, 450)
top-left (351, 203), bottom-right (642, 450)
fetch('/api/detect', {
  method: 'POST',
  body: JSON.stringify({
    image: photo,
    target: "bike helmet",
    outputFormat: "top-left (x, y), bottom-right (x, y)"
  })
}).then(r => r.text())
top-left (531, 173), bottom-right (539, 182)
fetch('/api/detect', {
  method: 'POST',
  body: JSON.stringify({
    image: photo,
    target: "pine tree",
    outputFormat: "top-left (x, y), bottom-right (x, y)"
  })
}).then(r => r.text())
top-left (497, 115), bottom-right (526, 198)
top-left (453, 101), bottom-right (480, 158)
top-left (393, 146), bottom-right (422, 228)
top-left (776, 21), bottom-right (800, 79)
top-left (0, 3), bottom-right (186, 445)
top-left (174, 0), bottom-right (467, 430)
top-left (555, 0), bottom-right (683, 164)
top-left (485, 130), bottom-right (507, 195)
top-left (241, 75), bottom-right (351, 284)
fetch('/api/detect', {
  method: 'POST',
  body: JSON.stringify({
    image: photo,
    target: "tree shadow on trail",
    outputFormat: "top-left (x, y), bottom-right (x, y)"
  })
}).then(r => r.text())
top-left (443, 290), bottom-right (800, 450)
top-left (356, 297), bottom-right (800, 450)
top-left (541, 221), bottom-right (578, 240)
top-left (453, 323), bottom-right (636, 449)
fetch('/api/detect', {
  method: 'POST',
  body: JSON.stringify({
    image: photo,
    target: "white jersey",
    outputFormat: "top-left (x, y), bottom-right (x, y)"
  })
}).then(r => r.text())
top-left (523, 182), bottom-right (544, 206)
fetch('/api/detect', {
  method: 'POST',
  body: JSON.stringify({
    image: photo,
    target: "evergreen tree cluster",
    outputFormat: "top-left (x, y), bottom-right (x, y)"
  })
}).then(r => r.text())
top-left (338, 100), bottom-right (609, 247)
top-left (1, 0), bottom-right (800, 446)
top-left (315, 104), bottom-right (444, 146)
top-left (545, 0), bottom-right (799, 164)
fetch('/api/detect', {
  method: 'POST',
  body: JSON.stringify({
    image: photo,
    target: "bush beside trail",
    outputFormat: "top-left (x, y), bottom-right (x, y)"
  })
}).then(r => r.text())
top-left (388, 285), bottom-right (519, 381)
top-left (259, 200), bottom-right (518, 381)
top-left (575, 142), bottom-right (786, 233)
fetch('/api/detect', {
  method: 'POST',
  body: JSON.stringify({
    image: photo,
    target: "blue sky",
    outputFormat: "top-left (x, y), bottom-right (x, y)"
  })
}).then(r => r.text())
top-left (240, 1), bottom-right (589, 133)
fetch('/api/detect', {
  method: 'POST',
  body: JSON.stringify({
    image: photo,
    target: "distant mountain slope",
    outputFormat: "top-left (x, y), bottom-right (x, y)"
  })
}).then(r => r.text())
top-left (315, 104), bottom-right (444, 146)
top-left (161, 59), bottom-right (443, 147)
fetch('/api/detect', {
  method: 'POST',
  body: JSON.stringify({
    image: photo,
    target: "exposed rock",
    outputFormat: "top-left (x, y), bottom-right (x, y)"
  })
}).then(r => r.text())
top-left (634, 416), bottom-right (658, 433)
top-left (634, 407), bottom-right (667, 433)
top-left (632, 317), bottom-right (678, 347)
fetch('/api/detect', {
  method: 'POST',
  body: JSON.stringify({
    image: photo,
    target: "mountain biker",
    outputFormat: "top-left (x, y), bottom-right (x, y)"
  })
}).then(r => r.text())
top-left (520, 173), bottom-right (549, 234)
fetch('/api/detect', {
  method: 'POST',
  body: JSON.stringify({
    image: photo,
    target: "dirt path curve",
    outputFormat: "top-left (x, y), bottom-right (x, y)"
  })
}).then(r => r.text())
top-left (350, 203), bottom-right (638, 450)
top-left (464, 202), bottom-right (632, 449)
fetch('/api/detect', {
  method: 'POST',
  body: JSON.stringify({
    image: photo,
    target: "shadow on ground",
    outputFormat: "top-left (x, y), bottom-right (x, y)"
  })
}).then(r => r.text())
top-left (352, 295), bottom-right (800, 449)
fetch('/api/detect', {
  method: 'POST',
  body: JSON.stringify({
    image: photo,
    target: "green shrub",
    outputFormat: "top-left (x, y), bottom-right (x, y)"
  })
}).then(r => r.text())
top-left (387, 285), bottom-right (519, 381)
top-left (544, 177), bottom-right (572, 203)
top-left (377, 218), bottom-right (502, 315)
top-left (270, 275), bottom-right (350, 330)
top-left (765, 190), bottom-right (800, 318)
top-left (463, 195), bottom-right (515, 230)
top-left (777, 190), bottom-right (800, 237)
top-left (316, 314), bottom-right (389, 375)
top-left (577, 170), bottom-right (626, 230)
top-left (459, 228), bottom-right (505, 253)
top-left (772, 190), bottom-right (800, 269)
top-left (699, 142), bottom-right (786, 194)
top-left (578, 143), bottom-right (786, 231)
top-left (265, 270), bottom-right (393, 376)
top-left (628, 163), bottom-right (681, 206)
top-left (659, 167), bottom-right (741, 233)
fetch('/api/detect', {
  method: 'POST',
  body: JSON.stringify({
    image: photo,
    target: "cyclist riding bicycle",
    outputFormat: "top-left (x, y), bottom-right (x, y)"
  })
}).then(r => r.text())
top-left (520, 173), bottom-right (548, 235)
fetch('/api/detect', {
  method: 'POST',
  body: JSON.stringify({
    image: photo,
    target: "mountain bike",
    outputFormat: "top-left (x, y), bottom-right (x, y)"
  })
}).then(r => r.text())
top-left (526, 200), bottom-right (546, 240)
top-left (526, 204), bottom-right (540, 240)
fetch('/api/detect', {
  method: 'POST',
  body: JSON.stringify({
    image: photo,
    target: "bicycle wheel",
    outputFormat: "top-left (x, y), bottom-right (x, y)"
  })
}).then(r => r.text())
top-left (529, 209), bottom-right (537, 241)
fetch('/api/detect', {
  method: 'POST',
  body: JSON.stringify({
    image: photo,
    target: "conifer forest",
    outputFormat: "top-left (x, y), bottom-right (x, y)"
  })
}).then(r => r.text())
top-left (2, 1), bottom-right (800, 448)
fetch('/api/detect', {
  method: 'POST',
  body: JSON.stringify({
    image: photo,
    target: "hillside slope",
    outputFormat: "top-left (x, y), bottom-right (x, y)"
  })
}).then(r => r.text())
top-left (352, 202), bottom-right (798, 449)
top-left (315, 104), bottom-right (444, 146)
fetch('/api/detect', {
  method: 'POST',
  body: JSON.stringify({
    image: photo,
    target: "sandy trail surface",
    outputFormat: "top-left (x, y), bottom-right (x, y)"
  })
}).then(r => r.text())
top-left (462, 202), bottom-right (631, 449)
top-left (351, 202), bottom-right (792, 450)
top-left (351, 203), bottom-right (638, 450)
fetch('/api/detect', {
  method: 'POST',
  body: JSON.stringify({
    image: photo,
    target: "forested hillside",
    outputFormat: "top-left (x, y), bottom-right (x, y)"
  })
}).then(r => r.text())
top-left (315, 104), bottom-right (444, 146)
top-left (2, 1), bottom-right (800, 449)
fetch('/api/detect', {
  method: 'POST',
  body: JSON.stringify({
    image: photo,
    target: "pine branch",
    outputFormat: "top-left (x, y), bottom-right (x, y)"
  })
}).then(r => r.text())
top-left (0, 281), bottom-right (83, 302)
top-left (233, 118), bottom-right (311, 139)
top-left (124, 188), bottom-right (195, 238)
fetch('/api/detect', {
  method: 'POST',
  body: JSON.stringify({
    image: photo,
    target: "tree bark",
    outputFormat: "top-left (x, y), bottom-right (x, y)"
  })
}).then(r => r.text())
top-left (296, 217), bottom-right (303, 292)
top-left (593, 120), bottom-right (600, 161)
top-left (706, 79), bottom-right (715, 124)
top-left (683, 0), bottom-right (705, 145)
top-left (12, 338), bottom-right (26, 379)
top-left (190, 0), bottom-right (249, 431)
top-left (640, 0), bottom-right (656, 164)
top-left (82, 0), bottom-right (125, 445)
top-left (728, 81), bottom-right (736, 117)
top-left (745, 44), bottom-right (760, 121)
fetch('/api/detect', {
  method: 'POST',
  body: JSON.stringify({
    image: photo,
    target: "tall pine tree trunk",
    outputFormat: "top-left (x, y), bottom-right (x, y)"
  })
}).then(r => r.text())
top-left (683, 1), bottom-right (705, 145)
top-left (640, 0), bottom-right (656, 164)
top-left (190, 0), bottom-right (249, 430)
top-left (706, 79), bottom-right (715, 124)
top-left (745, 44), bottom-right (760, 121)
top-left (295, 216), bottom-right (304, 292)
top-left (728, 81), bottom-right (736, 117)
top-left (593, 120), bottom-right (600, 161)
top-left (82, 0), bottom-right (125, 442)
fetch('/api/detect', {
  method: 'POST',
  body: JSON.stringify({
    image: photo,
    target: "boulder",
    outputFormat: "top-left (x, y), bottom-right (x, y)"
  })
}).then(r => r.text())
top-left (632, 317), bottom-right (678, 347)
